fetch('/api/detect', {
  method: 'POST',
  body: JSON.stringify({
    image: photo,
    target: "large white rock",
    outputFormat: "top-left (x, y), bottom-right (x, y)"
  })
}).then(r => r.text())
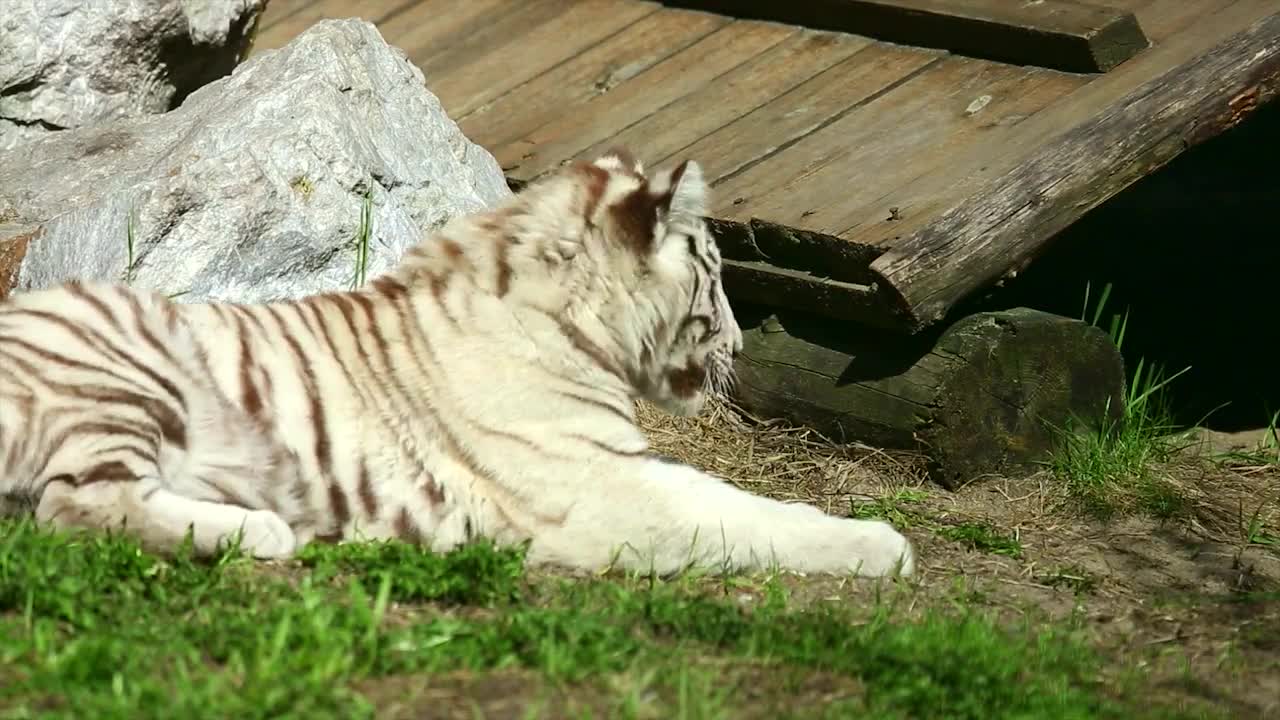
top-left (0, 18), bottom-right (513, 302)
top-left (0, 0), bottom-right (267, 151)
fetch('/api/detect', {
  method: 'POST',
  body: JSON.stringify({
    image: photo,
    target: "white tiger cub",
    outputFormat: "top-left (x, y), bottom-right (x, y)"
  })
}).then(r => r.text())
top-left (0, 149), bottom-right (915, 577)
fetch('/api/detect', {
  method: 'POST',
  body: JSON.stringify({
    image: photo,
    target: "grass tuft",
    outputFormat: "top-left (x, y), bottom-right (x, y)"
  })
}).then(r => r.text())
top-left (936, 522), bottom-right (1023, 558)
top-left (852, 491), bottom-right (1023, 558)
top-left (350, 186), bottom-right (374, 290)
top-left (1217, 408), bottom-right (1280, 469)
top-left (123, 207), bottom-right (139, 284)
top-left (1046, 282), bottom-right (1192, 520)
top-left (297, 538), bottom-right (526, 605)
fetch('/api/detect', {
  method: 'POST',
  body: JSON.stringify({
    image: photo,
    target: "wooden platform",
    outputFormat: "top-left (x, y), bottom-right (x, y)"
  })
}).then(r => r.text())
top-left (251, 0), bottom-right (1280, 333)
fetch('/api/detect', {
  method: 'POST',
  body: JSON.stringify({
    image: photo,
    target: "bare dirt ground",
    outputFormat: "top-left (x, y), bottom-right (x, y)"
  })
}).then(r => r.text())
top-left (635, 400), bottom-right (1280, 719)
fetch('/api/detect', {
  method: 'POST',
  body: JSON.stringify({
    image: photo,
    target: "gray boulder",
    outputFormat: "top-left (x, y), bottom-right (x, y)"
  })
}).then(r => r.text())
top-left (0, 0), bottom-right (267, 151)
top-left (0, 18), bottom-right (512, 303)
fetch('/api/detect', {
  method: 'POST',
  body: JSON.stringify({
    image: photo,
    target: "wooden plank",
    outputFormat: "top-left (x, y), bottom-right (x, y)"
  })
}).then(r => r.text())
top-left (256, 0), bottom-right (311, 31)
top-left (839, 0), bottom-right (1270, 247)
top-left (722, 260), bottom-right (909, 329)
top-left (862, 5), bottom-right (1280, 332)
top-left (713, 58), bottom-right (1087, 232)
top-left (496, 19), bottom-right (799, 181)
top-left (1113, 0), bottom-right (1239, 44)
top-left (379, 0), bottom-right (512, 59)
top-left (456, 6), bottom-right (725, 150)
top-left (576, 30), bottom-right (874, 171)
top-left (251, 0), bottom-right (415, 53)
top-left (659, 0), bottom-right (1150, 73)
top-left (670, 43), bottom-right (942, 190)
top-left (410, 1), bottom-right (577, 83)
top-left (423, 0), bottom-right (659, 118)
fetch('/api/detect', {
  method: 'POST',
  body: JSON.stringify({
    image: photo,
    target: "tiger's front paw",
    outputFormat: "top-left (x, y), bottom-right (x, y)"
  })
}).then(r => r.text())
top-left (826, 518), bottom-right (916, 578)
top-left (238, 510), bottom-right (298, 560)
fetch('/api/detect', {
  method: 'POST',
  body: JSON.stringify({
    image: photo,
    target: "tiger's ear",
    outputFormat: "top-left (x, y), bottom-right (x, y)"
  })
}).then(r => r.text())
top-left (658, 160), bottom-right (707, 221)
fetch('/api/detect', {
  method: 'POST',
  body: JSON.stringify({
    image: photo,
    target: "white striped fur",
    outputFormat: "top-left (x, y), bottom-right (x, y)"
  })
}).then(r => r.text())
top-left (0, 150), bottom-right (915, 577)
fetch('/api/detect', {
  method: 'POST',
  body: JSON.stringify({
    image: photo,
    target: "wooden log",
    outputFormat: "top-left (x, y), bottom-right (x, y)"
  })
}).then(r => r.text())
top-left (732, 306), bottom-right (1125, 488)
top-left (861, 9), bottom-right (1280, 333)
top-left (659, 0), bottom-right (1149, 73)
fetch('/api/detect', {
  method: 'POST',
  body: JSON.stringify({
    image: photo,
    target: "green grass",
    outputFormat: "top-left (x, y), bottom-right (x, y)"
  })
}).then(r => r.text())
top-left (350, 187), bottom-right (373, 290)
top-left (1217, 409), bottom-right (1280, 469)
top-left (851, 490), bottom-right (1023, 558)
top-left (0, 517), bottom-right (1197, 720)
top-left (1045, 283), bottom-right (1192, 520)
top-left (848, 489), bottom-right (930, 529)
top-left (123, 207), bottom-right (139, 284)
top-left (935, 522), bottom-right (1023, 558)
top-left (1035, 566), bottom-right (1099, 596)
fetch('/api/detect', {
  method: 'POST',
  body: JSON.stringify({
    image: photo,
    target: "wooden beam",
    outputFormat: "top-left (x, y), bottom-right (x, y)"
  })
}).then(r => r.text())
top-left (866, 9), bottom-right (1280, 333)
top-left (659, 0), bottom-right (1149, 73)
top-left (709, 217), bottom-right (913, 330)
top-left (721, 260), bottom-right (911, 331)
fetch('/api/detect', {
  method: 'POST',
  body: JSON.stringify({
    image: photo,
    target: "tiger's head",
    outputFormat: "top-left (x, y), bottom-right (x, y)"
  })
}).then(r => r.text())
top-left (510, 149), bottom-right (743, 417)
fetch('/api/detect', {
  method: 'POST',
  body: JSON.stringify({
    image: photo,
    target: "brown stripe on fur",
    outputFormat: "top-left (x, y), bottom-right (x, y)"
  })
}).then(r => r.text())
top-left (10, 307), bottom-right (188, 409)
top-left (0, 335), bottom-right (148, 391)
top-left (204, 475), bottom-right (259, 510)
top-left (609, 186), bottom-right (662, 256)
top-left (668, 159), bottom-right (691, 189)
top-left (354, 287), bottom-right (426, 433)
top-left (656, 159), bottom-right (695, 217)
top-left (494, 234), bottom-right (513, 297)
top-left (571, 434), bottom-right (649, 457)
top-left (67, 281), bottom-right (126, 334)
top-left (233, 306), bottom-right (281, 406)
top-left (574, 162), bottom-right (611, 222)
top-left (666, 362), bottom-right (706, 399)
top-left (66, 419), bottom-right (161, 454)
top-left (82, 460), bottom-right (136, 484)
top-left (349, 292), bottom-right (397, 377)
top-left (357, 459), bottom-right (378, 517)
top-left (232, 314), bottom-right (264, 418)
top-left (551, 314), bottom-right (626, 384)
top-left (326, 293), bottom-right (372, 369)
top-left (555, 388), bottom-right (634, 423)
top-left (395, 506), bottom-right (424, 544)
top-left (421, 471), bottom-right (445, 506)
top-left (161, 296), bottom-right (180, 334)
top-left (30, 377), bottom-right (186, 451)
top-left (301, 298), bottom-right (365, 406)
top-left (370, 276), bottom-right (409, 300)
top-left (119, 287), bottom-right (180, 368)
top-left (92, 443), bottom-right (156, 467)
top-left (327, 481), bottom-right (351, 527)
top-left (428, 273), bottom-right (459, 328)
top-left (263, 305), bottom-right (332, 476)
top-left (378, 277), bottom-right (560, 531)
top-left (481, 423), bottom-right (574, 461)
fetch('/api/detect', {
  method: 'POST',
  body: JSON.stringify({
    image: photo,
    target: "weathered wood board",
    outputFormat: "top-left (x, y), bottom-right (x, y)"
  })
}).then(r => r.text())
top-left (249, 0), bottom-right (1280, 335)
top-left (859, 5), bottom-right (1280, 331)
top-left (659, 0), bottom-right (1150, 73)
